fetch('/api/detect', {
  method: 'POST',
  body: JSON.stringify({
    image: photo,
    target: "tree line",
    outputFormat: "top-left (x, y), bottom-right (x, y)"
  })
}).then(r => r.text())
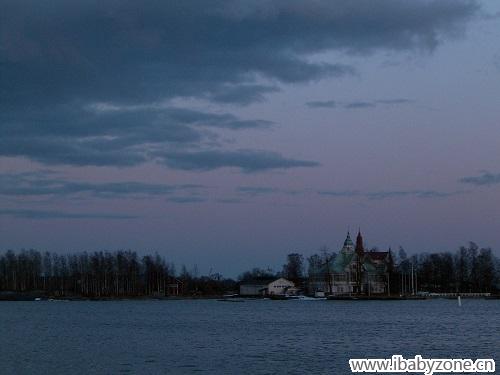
top-left (239, 243), bottom-right (500, 294)
top-left (0, 249), bottom-right (236, 298)
top-left (2, 242), bottom-right (499, 298)
top-left (398, 242), bottom-right (499, 293)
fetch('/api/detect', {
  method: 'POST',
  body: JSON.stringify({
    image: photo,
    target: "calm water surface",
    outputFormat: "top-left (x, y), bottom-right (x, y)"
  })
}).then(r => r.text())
top-left (0, 299), bottom-right (499, 374)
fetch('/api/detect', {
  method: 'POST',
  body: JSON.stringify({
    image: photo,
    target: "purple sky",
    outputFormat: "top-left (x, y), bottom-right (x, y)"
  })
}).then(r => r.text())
top-left (1, 0), bottom-right (500, 277)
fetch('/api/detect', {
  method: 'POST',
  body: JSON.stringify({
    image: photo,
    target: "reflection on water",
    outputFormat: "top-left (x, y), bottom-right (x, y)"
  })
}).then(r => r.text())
top-left (0, 299), bottom-right (499, 374)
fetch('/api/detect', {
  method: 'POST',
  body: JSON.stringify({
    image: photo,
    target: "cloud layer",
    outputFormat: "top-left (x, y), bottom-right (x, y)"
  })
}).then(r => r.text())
top-left (318, 189), bottom-right (463, 200)
top-left (460, 172), bottom-right (500, 186)
top-left (307, 98), bottom-right (412, 109)
top-left (0, 0), bottom-right (478, 170)
top-left (162, 150), bottom-right (319, 173)
top-left (0, 209), bottom-right (137, 220)
top-left (0, 171), bottom-right (204, 198)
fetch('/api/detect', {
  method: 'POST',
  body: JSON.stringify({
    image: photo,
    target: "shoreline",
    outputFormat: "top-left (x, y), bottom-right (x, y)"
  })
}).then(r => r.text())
top-left (2, 292), bottom-right (499, 302)
top-left (0, 292), bottom-right (225, 302)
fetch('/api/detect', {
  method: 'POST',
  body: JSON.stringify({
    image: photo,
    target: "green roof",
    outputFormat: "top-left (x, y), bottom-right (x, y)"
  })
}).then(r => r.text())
top-left (331, 251), bottom-right (388, 274)
top-left (332, 251), bottom-right (356, 273)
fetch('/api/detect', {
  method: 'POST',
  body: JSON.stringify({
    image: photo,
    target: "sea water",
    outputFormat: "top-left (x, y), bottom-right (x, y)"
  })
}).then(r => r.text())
top-left (0, 299), bottom-right (499, 374)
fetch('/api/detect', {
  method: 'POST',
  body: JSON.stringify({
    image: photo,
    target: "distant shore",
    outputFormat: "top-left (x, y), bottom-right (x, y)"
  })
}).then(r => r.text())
top-left (0, 292), bottom-right (225, 301)
top-left (2, 291), bottom-right (500, 302)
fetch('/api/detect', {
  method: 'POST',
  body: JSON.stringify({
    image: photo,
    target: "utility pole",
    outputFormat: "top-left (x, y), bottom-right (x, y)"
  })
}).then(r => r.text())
top-left (415, 270), bottom-right (418, 295)
top-left (411, 263), bottom-right (413, 295)
top-left (368, 273), bottom-right (371, 297)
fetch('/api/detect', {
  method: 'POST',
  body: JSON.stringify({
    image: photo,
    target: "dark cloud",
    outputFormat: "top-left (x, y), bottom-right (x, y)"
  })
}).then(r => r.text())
top-left (410, 191), bottom-right (459, 199)
top-left (345, 101), bottom-right (377, 109)
top-left (306, 100), bottom-right (337, 108)
top-left (318, 190), bottom-right (361, 197)
top-left (318, 189), bottom-right (462, 200)
top-left (237, 186), bottom-right (303, 196)
top-left (162, 150), bottom-right (319, 173)
top-left (0, 209), bottom-right (137, 220)
top-left (206, 85), bottom-right (280, 105)
top-left (1, 104), bottom-right (271, 141)
top-left (0, 172), bottom-right (204, 198)
top-left (0, 0), bottom-right (478, 168)
top-left (345, 99), bottom-right (413, 109)
top-left (375, 99), bottom-right (413, 105)
top-left (0, 136), bottom-right (148, 167)
top-left (1, 0), bottom-right (478, 110)
top-left (237, 187), bottom-right (278, 195)
top-left (366, 190), bottom-right (463, 199)
top-left (0, 104), bottom-right (273, 167)
top-left (166, 196), bottom-right (207, 204)
top-left (307, 98), bottom-right (413, 110)
top-left (460, 172), bottom-right (500, 186)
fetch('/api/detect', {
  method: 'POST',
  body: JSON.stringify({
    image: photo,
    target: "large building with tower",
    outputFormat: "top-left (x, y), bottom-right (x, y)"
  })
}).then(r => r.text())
top-left (310, 231), bottom-right (394, 296)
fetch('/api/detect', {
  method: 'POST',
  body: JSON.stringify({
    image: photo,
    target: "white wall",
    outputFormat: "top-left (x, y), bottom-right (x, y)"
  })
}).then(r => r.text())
top-left (267, 278), bottom-right (294, 295)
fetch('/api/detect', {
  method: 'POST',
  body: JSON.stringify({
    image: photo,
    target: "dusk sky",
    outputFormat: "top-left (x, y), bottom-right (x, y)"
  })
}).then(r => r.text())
top-left (1, 0), bottom-right (500, 277)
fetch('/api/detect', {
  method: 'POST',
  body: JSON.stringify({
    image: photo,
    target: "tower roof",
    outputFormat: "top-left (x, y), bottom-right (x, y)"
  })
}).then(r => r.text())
top-left (341, 231), bottom-right (355, 253)
top-left (343, 231), bottom-right (353, 247)
top-left (355, 229), bottom-right (364, 254)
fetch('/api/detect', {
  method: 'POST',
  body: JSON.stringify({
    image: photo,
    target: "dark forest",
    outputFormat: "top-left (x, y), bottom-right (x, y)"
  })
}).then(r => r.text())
top-left (1, 242), bottom-right (498, 299)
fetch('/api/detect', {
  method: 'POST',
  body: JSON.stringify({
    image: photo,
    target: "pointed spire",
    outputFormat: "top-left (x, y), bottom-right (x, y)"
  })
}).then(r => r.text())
top-left (343, 230), bottom-right (354, 249)
top-left (355, 228), bottom-right (364, 255)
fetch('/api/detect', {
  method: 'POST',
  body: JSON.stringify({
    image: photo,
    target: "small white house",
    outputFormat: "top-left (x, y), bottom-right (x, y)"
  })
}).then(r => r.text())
top-left (239, 277), bottom-right (296, 296)
top-left (266, 278), bottom-right (295, 295)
